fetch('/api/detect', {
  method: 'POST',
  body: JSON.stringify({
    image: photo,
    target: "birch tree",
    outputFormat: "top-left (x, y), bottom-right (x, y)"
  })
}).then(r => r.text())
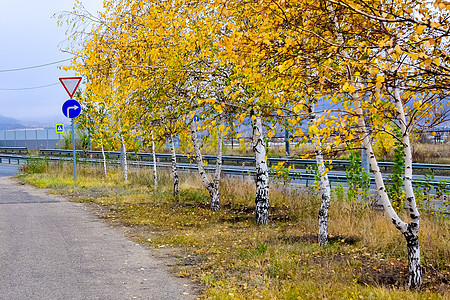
top-left (318, 0), bottom-right (450, 288)
top-left (219, 0), bottom-right (333, 229)
top-left (189, 114), bottom-right (224, 211)
top-left (151, 131), bottom-right (158, 187)
top-left (307, 102), bottom-right (331, 246)
top-left (220, 0), bottom-right (449, 286)
top-left (251, 114), bottom-right (270, 225)
top-left (62, 3), bottom-right (450, 287)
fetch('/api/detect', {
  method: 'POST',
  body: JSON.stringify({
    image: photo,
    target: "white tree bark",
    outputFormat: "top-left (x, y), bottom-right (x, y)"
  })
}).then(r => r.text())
top-left (307, 104), bottom-right (331, 246)
top-left (328, 4), bottom-right (406, 229)
top-left (170, 134), bottom-right (179, 196)
top-left (252, 116), bottom-right (269, 225)
top-left (394, 87), bottom-right (421, 289)
top-left (353, 93), bottom-right (422, 288)
top-left (151, 131), bottom-right (158, 187)
top-left (213, 116), bottom-right (224, 211)
top-left (120, 138), bottom-right (128, 182)
top-left (328, 3), bottom-right (421, 288)
top-left (101, 138), bottom-right (107, 177)
top-left (189, 114), bottom-right (223, 211)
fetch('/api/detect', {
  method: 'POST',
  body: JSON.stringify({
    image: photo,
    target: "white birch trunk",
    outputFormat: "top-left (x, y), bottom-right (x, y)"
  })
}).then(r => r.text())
top-left (213, 115), bottom-right (224, 211)
top-left (354, 101), bottom-right (407, 229)
top-left (328, 4), bottom-right (421, 288)
top-left (170, 134), bottom-right (179, 196)
top-left (120, 138), bottom-right (128, 183)
top-left (329, 4), bottom-right (407, 230)
top-left (101, 139), bottom-right (107, 177)
top-left (189, 115), bottom-right (223, 211)
top-left (252, 116), bottom-right (269, 225)
top-left (394, 87), bottom-right (422, 289)
top-left (151, 131), bottom-right (158, 187)
top-left (354, 94), bottom-right (423, 289)
top-left (307, 104), bottom-right (331, 246)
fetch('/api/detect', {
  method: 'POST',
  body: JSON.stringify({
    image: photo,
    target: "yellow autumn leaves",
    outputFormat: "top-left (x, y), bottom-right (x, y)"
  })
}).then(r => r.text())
top-left (58, 0), bottom-right (450, 155)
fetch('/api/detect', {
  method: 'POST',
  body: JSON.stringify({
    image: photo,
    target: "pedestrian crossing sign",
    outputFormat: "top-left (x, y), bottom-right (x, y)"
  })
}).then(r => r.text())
top-left (55, 124), bottom-right (65, 133)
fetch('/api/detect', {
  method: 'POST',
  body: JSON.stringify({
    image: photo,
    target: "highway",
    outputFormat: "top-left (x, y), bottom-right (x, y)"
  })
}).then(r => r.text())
top-left (0, 163), bottom-right (18, 177)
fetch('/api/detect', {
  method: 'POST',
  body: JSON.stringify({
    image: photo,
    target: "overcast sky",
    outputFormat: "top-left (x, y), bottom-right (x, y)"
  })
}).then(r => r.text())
top-left (0, 0), bottom-right (103, 125)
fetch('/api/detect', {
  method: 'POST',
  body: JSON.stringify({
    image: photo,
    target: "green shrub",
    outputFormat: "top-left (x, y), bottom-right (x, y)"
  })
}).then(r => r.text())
top-left (20, 158), bottom-right (49, 174)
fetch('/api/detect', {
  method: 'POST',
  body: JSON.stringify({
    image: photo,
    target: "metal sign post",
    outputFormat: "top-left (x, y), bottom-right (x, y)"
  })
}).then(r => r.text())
top-left (59, 77), bottom-right (82, 181)
top-left (62, 99), bottom-right (82, 181)
top-left (72, 118), bottom-right (77, 180)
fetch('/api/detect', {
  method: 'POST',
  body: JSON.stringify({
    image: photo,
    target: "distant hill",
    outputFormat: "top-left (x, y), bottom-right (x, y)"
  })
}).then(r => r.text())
top-left (0, 115), bottom-right (25, 130)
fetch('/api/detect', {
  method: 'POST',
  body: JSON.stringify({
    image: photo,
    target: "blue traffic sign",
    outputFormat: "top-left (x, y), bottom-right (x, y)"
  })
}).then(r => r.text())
top-left (62, 99), bottom-right (81, 119)
top-left (55, 124), bottom-right (65, 133)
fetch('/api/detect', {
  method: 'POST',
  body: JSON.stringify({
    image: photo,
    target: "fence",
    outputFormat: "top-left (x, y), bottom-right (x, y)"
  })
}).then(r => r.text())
top-left (0, 128), bottom-right (295, 153)
top-left (0, 129), bottom-right (68, 149)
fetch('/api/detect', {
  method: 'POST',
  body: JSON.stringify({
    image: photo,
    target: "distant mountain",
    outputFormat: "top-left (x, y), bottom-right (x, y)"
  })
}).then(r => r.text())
top-left (0, 115), bottom-right (25, 130)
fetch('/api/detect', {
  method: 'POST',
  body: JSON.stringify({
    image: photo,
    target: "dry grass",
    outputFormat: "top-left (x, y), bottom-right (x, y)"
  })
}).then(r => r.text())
top-left (411, 143), bottom-right (450, 164)
top-left (18, 162), bottom-right (450, 299)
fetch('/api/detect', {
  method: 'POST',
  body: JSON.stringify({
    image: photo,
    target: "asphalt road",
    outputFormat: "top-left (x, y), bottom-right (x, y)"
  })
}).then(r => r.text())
top-left (0, 177), bottom-right (196, 299)
top-left (0, 164), bottom-right (18, 177)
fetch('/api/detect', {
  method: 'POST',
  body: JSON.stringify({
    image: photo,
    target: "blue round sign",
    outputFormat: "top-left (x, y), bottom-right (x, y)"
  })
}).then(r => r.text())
top-left (62, 99), bottom-right (81, 119)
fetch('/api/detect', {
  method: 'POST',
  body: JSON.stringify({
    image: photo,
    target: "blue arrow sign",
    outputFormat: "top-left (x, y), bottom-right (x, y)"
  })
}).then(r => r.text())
top-left (62, 99), bottom-right (81, 119)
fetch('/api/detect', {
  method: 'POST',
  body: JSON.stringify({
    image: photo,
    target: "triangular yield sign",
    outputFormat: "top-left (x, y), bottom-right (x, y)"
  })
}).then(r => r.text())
top-left (59, 77), bottom-right (82, 98)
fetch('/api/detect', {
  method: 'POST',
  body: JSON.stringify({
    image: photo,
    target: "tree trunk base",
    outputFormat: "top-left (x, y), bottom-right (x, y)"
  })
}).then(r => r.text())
top-left (318, 194), bottom-right (330, 246)
top-left (405, 231), bottom-right (422, 289)
top-left (173, 180), bottom-right (179, 196)
top-left (210, 191), bottom-right (220, 212)
top-left (255, 201), bottom-right (269, 225)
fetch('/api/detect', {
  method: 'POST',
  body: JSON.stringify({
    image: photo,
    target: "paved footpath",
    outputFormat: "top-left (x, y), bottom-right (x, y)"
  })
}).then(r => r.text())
top-left (0, 177), bottom-right (197, 300)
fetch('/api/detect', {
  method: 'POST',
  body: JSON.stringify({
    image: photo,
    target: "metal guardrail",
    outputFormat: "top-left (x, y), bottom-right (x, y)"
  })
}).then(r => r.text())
top-left (1, 151), bottom-right (446, 190)
top-left (37, 148), bottom-right (450, 171)
top-left (1, 147), bottom-right (450, 187)
top-left (1, 147), bottom-right (450, 170)
top-left (0, 154), bottom-right (26, 164)
top-left (1, 152), bottom-right (447, 215)
top-left (0, 147), bottom-right (28, 153)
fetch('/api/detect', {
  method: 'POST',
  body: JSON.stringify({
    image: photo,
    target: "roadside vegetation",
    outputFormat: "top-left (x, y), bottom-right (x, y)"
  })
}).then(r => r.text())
top-left (50, 0), bottom-right (450, 288)
top-left (18, 163), bottom-right (449, 299)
